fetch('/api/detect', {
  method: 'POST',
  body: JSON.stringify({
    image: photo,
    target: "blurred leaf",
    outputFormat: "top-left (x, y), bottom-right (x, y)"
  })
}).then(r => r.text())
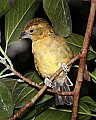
top-left (19, 97), bottom-right (54, 120)
top-left (5, 0), bottom-right (38, 46)
top-left (13, 71), bottom-right (42, 107)
top-left (36, 94), bottom-right (53, 105)
top-left (17, 106), bottom-right (36, 120)
top-left (80, 96), bottom-right (96, 113)
top-left (35, 98), bottom-right (94, 120)
top-left (66, 33), bottom-right (96, 60)
top-left (0, 78), bottom-right (18, 92)
top-left (78, 101), bottom-right (91, 120)
top-left (35, 97), bottom-right (54, 115)
top-left (0, 78), bottom-right (26, 104)
top-left (14, 71), bottom-right (53, 108)
top-left (0, 71), bottom-right (53, 108)
top-left (0, 0), bottom-right (15, 18)
top-left (0, 82), bottom-right (13, 120)
top-left (92, 69), bottom-right (96, 83)
top-left (35, 107), bottom-right (71, 120)
top-left (80, 96), bottom-right (96, 106)
top-left (88, 105), bottom-right (96, 112)
top-left (43, 0), bottom-right (72, 37)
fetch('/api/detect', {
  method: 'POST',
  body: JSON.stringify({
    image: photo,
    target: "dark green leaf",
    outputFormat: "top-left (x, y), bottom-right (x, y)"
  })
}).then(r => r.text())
top-left (0, 82), bottom-right (13, 120)
top-left (66, 33), bottom-right (96, 60)
top-left (35, 107), bottom-right (71, 120)
top-left (80, 96), bottom-right (96, 113)
top-left (0, 0), bottom-right (15, 18)
top-left (14, 71), bottom-right (42, 107)
top-left (35, 97), bottom-right (54, 116)
top-left (88, 105), bottom-right (96, 112)
top-left (92, 69), bottom-right (96, 83)
top-left (0, 71), bottom-right (53, 108)
top-left (15, 71), bottom-right (53, 108)
top-left (0, 78), bottom-right (18, 93)
top-left (5, 0), bottom-right (38, 46)
top-left (80, 96), bottom-right (96, 107)
top-left (20, 97), bottom-right (54, 120)
top-left (78, 101), bottom-right (91, 120)
top-left (18, 106), bottom-right (36, 120)
top-left (43, 0), bottom-right (72, 37)
top-left (0, 78), bottom-right (26, 104)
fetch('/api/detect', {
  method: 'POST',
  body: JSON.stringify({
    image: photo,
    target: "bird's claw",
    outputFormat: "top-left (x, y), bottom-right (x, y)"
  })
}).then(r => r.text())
top-left (18, 79), bottom-right (24, 82)
top-left (66, 75), bottom-right (73, 86)
top-left (62, 63), bottom-right (69, 74)
top-left (44, 77), bottom-right (52, 88)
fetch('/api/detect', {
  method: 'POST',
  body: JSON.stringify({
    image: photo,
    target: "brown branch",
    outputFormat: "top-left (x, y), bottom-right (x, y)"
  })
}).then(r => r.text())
top-left (47, 89), bottom-right (74, 96)
top-left (9, 85), bottom-right (48, 120)
top-left (8, 52), bottom-right (80, 120)
top-left (4, 53), bottom-right (79, 95)
top-left (7, 2), bottom-right (96, 120)
top-left (71, 0), bottom-right (96, 120)
top-left (8, 2), bottom-right (96, 118)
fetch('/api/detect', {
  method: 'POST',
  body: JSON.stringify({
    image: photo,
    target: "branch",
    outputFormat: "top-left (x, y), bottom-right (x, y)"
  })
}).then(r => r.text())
top-left (4, 1), bottom-right (96, 120)
top-left (71, 0), bottom-right (96, 120)
top-left (2, 52), bottom-right (79, 95)
top-left (8, 53), bottom-right (80, 120)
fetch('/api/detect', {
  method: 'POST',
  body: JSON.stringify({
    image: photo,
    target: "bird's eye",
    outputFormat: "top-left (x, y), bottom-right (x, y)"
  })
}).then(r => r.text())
top-left (30, 30), bottom-right (33, 33)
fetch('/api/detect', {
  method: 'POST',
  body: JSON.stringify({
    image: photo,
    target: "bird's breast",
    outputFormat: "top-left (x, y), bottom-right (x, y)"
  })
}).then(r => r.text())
top-left (32, 36), bottom-right (73, 77)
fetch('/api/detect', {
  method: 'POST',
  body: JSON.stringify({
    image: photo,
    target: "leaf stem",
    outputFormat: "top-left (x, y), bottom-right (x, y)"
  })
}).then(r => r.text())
top-left (0, 68), bottom-right (8, 76)
top-left (0, 46), bottom-right (13, 68)
top-left (0, 73), bottom-right (14, 79)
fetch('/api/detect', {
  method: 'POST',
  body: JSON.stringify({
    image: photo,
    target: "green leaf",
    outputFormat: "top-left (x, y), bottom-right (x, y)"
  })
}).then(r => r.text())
top-left (66, 33), bottom-right (96, 60)
top-left (0, 78), bottom-right (25, 104)
top-left (43, 0), bottom-right (72, 37)
top-left (78, 101), bottom-right (91, 120)
top-left (19, 97), bottom-right (54, 120)
top-left (35, 97), bottom-right (54, 116)
top-left (80, 96), bottom-right (96, 113)
top-left (13, 71), bottom-right (42, 107)
top-left (35, 107), bottom-right (71, 120)
top-left (80, 96), bottom-right (96, 107)
top-left (0, 71), bottom-right (53, 108)
top-left (0, 0), bottom-right (15, 18)
top-left (91, 69), bottom-right (96, 83)
top-left (14, 71), bottom-right (52, 108)
top-left (5, 0), bottom-right (38, 46)
top-left (35, 99), bottom-right (95, 120)
top-left (88, 105), bottom-right (96, 112)
top-left (0, 82), bottom-right (13, 120)
top-left (18, 106), bottom-right (36, 120)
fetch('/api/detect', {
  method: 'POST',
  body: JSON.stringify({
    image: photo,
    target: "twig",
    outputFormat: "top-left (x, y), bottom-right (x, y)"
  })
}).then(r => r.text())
top-left (3, 53), bottom-right (79, 95)
top-left (0, 72), bottom-right (14, 78)
top-left (0, 46), bottom-right (13, 68)
top-left (9, 85), bottom-right (47, 120)
top-left (8, 53), bottom-right (80, 120)
top-left (6, 1), bottom-right (96, 118)
top-left (71, 0), bottom-right (96, 120)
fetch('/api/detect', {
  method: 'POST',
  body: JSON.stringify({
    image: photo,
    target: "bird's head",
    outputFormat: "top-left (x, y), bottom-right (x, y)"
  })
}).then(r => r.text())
top-left (20, 18), bottom-right (53, 41)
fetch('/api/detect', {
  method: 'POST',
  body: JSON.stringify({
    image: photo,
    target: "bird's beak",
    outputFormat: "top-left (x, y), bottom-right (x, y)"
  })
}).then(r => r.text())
top-left (19, 31), bottom-right (32, 39)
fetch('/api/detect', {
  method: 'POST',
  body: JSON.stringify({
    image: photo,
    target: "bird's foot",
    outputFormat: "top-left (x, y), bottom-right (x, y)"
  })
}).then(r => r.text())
top-left (62, 63), bottom-right (73, 86)
top-left (44, 76), bottom-right (53, 88)
top-left (62, 63), bottom-right (69, 74)
top-left (18, 79), bottom-right (24, 82)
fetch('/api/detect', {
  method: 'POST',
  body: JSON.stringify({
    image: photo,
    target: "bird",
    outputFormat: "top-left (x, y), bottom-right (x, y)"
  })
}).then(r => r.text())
top-left (20, 18), bottom-right (73, 105)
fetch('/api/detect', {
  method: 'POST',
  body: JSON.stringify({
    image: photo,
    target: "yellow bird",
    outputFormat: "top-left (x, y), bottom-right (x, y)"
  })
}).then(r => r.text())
top-left (20, 18), bottom-right (73, 105)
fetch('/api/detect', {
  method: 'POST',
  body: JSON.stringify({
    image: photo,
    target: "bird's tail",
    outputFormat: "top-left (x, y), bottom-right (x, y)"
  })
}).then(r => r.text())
top-left (52, 75), bottom-right (73, 105)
